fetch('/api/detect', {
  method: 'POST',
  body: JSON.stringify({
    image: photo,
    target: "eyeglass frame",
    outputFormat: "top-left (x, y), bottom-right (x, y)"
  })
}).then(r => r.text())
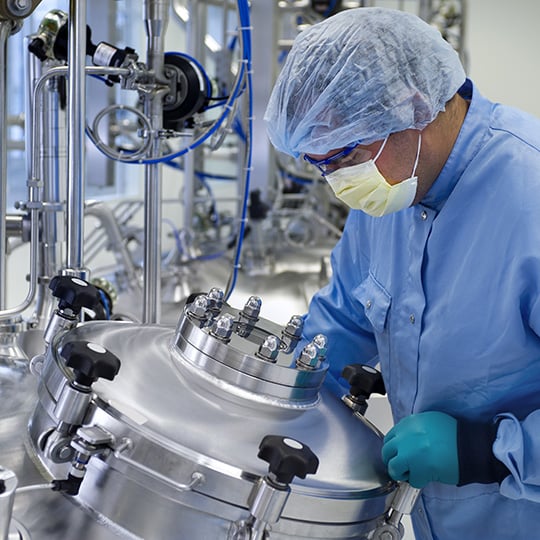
top-left (303, 141), bottom-right (363, 176)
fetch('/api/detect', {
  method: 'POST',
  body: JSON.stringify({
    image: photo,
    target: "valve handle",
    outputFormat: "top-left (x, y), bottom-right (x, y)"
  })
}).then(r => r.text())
top-left (341, 363), bottom-right (386, 399)
top-left (258, 435), bottom-right (319, 486)
top-left (60, 341), bottom-right (121, 386)
top-left (49, 275), bottom-right (101, 314)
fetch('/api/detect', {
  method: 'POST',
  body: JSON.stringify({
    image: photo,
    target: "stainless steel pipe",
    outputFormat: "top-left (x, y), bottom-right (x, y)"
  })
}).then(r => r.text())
top-left (0, 21), bottom-right (11, 309)
top-left (65, 0), bottom-right (87, 276)
top-left (0, 64), bottom-right (129, 322)
top-left (142, 0), bottom-right (170, 324)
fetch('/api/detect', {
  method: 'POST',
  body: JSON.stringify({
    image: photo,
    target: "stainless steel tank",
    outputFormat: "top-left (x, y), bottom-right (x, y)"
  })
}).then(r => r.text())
top-left (22, 289), bottom-right (394, 539)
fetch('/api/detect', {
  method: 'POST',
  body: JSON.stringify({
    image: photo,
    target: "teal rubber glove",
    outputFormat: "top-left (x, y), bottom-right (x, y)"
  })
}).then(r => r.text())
top-left (381, 411), bottom-right (459, 489)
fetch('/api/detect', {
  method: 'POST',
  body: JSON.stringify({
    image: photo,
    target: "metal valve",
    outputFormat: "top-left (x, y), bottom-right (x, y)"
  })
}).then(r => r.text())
top-left (341, 363), bottom-right (386, 415)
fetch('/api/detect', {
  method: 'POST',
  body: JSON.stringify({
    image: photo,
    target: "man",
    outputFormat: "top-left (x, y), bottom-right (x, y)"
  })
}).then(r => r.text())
top-left (264, 7), bottom-right (540, 540)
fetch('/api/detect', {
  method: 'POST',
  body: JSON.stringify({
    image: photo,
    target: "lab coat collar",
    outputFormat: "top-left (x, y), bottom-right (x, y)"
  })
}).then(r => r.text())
top-left (420, 79), bottom-right (492, 212)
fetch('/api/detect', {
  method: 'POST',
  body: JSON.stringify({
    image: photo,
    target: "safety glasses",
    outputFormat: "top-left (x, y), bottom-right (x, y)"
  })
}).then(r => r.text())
top-left (303, 141), bottom-right (362, 176)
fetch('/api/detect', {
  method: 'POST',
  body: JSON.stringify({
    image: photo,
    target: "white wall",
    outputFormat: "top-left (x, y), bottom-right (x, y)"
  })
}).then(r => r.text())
top-left (465, 0), bottom-right (540, 118)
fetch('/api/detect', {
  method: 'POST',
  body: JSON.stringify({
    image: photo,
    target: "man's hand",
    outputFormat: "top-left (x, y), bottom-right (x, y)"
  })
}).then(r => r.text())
top-left (381, 411), bottom-right (459, 489)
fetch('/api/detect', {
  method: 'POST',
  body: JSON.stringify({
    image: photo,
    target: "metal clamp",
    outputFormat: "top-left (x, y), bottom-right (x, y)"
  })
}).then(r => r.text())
top-left (371, 482), bottom-right (421, 540)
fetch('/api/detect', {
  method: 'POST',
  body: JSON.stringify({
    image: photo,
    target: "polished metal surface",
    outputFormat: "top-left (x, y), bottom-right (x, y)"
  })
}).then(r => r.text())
top-left (27, 311), bottom-right (394, 539)
top-left (65, 0), bottom-right (87, 275)
top-left (142, 0), bottom-right (170, 324)
top-left (0, 21), bottom-right (9, 309)
top-left (174, 305), bottom-right (327, 404)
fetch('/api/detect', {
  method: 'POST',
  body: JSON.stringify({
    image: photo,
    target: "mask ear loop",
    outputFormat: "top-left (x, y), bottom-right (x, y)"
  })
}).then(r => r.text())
top-left (411, 132), bottom-right (422, 177)
top-left (373, 136), bottom-right (389, 162)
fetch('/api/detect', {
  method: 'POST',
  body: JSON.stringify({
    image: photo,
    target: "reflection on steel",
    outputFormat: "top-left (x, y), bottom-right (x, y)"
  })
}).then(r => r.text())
top-left (0, 21), bottom-right (13, 308)
top-left (22, 293), bottom-right (394, 538)
top-left (65, 0), bottom-right (87, 276)
top-left (142, 0), bottom-right (170, 324)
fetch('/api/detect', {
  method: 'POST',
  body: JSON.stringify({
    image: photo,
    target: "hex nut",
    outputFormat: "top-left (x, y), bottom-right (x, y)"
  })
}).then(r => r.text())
top-left (241, 296), bottom-right (262, 319)
top-left (257, 335), bottom-right (280, 362)
top-left (207, 287), bottom-right (224, 312)
top-left (296, 343), bottom-right (319, 370)
top-left (284, 315), bottom-right (303, 338)
top-left (211, 314), bottom-right (235, 341)
top-left (187, 295), bottom-right (209, 319)
top-left (312, 334), bottom-right (328, 360)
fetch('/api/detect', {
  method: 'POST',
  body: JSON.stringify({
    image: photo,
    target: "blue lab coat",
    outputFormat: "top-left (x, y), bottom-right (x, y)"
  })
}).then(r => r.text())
top-left (301, 79), bottom-right (540, 539)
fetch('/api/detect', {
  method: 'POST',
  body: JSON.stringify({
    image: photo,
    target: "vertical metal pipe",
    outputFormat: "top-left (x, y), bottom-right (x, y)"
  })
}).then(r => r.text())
top-left (32, 71), bottom-right (64, 326)
top-left (65, 0), bottom-right (87, 275)
top-left (182, 0), bottom-right (205, 235)
top-left (0, 22), bottom-right (11, 309)
top-left (142, 0), bottom-right (169, 324)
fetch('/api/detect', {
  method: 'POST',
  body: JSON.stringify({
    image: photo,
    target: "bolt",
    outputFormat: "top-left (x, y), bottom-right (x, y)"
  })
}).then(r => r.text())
top-left (295, 343), bottom-right (319, 370)
top-left (257, 335), bottom-right (280, 362)
top-left (312, 334), bottom-right (328, 361)
top-left (187, 295), bottom-right (210, 319)
top-left (210, 314), bottom-right (235, 341)
top-left (58, 445), bottom-right (74, 461)
top-left (207, 287), bottom-right (224, 313)
top-left (283, 315), bottom-right (303, 338)
top-left (241, 296), bottom-right (262, 320)
top-left (8, 0), bottom-right (31, 15)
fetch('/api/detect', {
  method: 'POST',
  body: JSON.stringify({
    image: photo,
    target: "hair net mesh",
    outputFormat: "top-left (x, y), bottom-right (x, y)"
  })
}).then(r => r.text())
top-left (264, 7), bottom-right (466, 157)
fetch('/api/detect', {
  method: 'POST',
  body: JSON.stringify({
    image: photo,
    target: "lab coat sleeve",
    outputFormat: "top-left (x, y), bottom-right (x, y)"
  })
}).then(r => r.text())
top-left (494, 412), bottom-right (540, 501)
top-left (299, 212), bottom-right (379, 396)
top-left (492, 279), bottom-right (540, 501)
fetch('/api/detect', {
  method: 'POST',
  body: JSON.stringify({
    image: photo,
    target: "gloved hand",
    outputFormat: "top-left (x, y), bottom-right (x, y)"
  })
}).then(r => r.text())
top-left (381, 411), bottom-right (459, 489)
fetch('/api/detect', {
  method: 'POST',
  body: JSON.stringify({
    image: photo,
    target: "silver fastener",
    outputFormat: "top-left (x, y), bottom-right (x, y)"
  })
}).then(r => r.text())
top-left (284, 315), bottom-right (303, 337)
top-left (312, 334), bottom-right (328, 361)
top-left (241, 295), bottom-right (262, 320)
top-left (296, 343), bottom-right (320, 370)
top-left (210, 314), bottom-right (235, 341)
top-left (207, 287), bottom-right (224, 313)
top-left (187, 295), bottom-right (210, 319)
top-left (257, 335), bottom-right (280, 362)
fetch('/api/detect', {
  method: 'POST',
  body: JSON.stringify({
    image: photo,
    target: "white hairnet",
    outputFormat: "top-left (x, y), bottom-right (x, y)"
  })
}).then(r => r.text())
top-left (264, 7), bottom-right (466, 157)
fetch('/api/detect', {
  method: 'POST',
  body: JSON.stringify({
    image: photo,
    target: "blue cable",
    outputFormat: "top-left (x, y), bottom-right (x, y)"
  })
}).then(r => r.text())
top-left (225, 0), bottom-right (253, 301)
top-left (139, 58), bottom-right (246, 165)
top-left (97, 289), bottom-right (111, 320)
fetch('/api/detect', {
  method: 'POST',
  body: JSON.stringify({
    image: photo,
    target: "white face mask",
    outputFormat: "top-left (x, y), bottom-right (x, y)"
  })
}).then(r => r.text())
top-left (326, 133), bottom-right (422, 217)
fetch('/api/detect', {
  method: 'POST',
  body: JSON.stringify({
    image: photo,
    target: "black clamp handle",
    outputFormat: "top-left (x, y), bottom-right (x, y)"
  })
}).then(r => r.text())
top-left (60, 341), bottom-right (121, 387)
top-left (49, 275), bottom-right (101, 314)
top-left (258, 435), bottom-right (319, 487)
top-left (341, 364), bottom-right (386, 416)
top-left (341, 364), bottom-right (386, 400)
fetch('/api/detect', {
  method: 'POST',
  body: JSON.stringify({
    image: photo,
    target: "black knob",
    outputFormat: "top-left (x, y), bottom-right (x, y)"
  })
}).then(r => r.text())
top-left (341, 364), bottom-right (386, 399)
top-left (49, 275), bottom-right (101, 314)
top-left (51, 473), bottom-right (83, 496)
top-left (60, 341), bottom-right (121, 387)
top-left (258, 435), bottom-right (319, 486)
top-left (28, 37), bottom-right (48, 61)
